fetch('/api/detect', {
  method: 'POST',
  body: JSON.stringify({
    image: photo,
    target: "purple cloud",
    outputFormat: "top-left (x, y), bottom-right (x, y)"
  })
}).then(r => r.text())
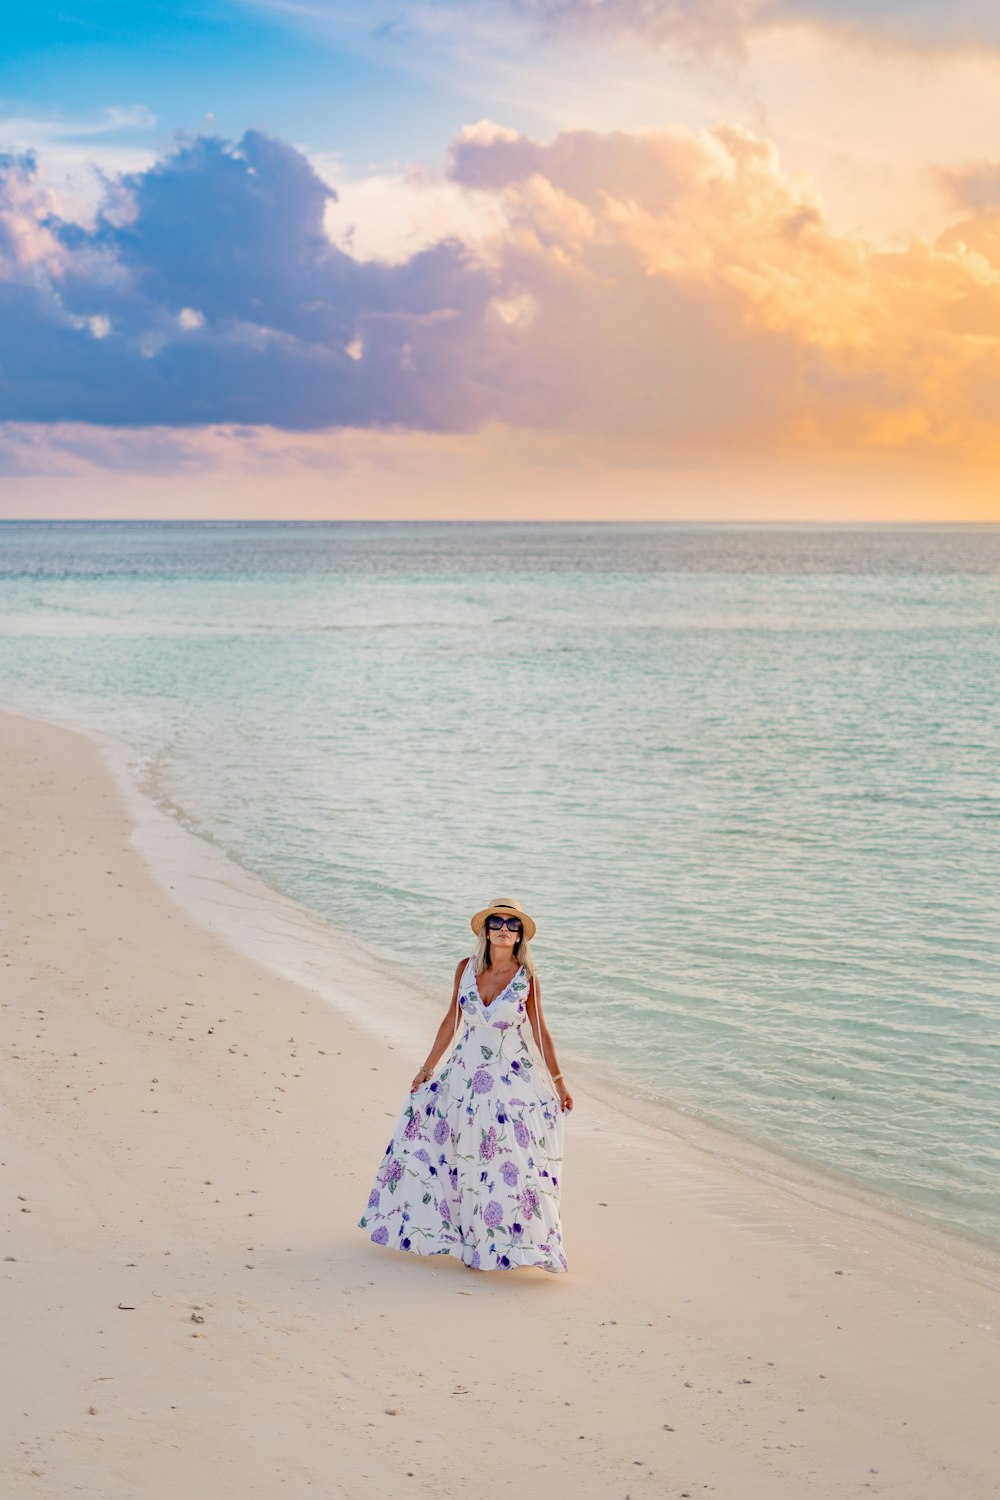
top-left (4, 119), bottom-right (997, 469)
top-left (0, 132), bottom-right (496, 430)
top-left (2, 125), bottom-right (803, 439)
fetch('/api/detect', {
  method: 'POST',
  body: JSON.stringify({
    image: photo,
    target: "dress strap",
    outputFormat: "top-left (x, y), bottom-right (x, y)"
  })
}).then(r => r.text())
top-left (527, 969), bottom-right (549, 1075)
top-left (451, 956), bottom-right (473, 1049)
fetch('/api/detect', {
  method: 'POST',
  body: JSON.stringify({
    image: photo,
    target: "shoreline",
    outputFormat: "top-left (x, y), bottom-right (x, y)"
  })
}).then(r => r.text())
top-left (3, 703), bottom-right (999, 1497)
top-left (4, 697), bottom-right (997, 1275)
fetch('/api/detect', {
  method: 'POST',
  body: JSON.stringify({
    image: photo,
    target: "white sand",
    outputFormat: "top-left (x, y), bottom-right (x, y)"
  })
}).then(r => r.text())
top-left (2, 704), bottom-right (998, 1499)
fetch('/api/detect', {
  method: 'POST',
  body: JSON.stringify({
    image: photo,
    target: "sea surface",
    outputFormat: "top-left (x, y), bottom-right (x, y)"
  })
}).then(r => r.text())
top-left (1, 519), bottom-right (998, 1247)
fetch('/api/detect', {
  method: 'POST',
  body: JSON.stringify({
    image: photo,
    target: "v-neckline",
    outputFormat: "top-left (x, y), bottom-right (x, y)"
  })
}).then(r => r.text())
top-left (472, 962), bottom-right (523, 1011)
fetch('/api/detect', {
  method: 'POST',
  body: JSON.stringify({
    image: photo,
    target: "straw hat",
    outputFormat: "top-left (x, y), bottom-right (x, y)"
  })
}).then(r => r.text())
top-left (470, 897), bottom-right (536, 942)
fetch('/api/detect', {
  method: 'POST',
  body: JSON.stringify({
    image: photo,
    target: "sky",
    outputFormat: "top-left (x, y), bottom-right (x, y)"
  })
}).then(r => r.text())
top-left (3, 0), bottom-right (1000, 519)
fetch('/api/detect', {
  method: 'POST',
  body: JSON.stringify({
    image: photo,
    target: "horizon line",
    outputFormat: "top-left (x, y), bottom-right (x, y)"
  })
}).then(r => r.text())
top-left (2, 518), bottom-right (999, 529)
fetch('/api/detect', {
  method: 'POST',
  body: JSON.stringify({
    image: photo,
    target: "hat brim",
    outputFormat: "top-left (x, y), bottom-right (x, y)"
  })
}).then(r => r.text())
top-left (470, 904), bottom-right (536, 941)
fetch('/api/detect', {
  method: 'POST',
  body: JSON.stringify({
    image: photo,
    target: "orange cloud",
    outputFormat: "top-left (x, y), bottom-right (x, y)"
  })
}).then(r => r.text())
top-left (5, 119), bottom-right (1000, 495)
top-left (450, 120), bottom-right (1000, 468)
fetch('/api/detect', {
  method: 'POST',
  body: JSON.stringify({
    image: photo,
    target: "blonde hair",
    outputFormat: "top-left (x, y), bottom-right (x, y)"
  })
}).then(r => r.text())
top-left (472, 925), bottom-right (537, 978)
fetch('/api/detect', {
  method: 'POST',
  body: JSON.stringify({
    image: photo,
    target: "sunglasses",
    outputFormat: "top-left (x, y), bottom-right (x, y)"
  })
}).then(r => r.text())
top-left (486, 915), bottom-right (523, 933)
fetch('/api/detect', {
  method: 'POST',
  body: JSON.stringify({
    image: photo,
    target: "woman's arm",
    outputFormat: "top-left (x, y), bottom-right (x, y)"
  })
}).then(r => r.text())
top-left (527, 975), bottom-right (573, 1111)
top-left (410, 959), bottom-right (465, 1091)
top-left (526, 974), bottom-right (562, 1082)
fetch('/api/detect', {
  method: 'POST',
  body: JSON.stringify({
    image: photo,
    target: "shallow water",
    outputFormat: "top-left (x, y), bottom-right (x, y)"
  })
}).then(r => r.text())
top-left (1, 519), bottom-right (997, 1246)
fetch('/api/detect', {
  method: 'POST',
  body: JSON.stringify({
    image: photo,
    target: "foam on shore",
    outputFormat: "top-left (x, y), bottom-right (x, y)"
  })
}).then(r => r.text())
top-left (6, 696), bottom-right (998, 1281)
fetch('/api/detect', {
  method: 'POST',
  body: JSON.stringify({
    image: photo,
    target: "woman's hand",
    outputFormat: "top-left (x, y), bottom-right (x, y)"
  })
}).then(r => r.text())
top-left (557, 1079), bottom-right (573, 1113)
top-left (410, 1065), bottom-right (432, 1093)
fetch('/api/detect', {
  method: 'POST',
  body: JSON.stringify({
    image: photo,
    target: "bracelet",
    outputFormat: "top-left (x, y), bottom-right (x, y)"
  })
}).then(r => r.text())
top-left (553, 1073), bottom-right (563, 1082)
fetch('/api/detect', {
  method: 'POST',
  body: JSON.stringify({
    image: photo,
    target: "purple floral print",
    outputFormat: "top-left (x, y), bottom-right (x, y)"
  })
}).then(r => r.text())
top-left (518, 1186), bottom-right (540, 1219)
top-left (358, 957), bottom-right (567, 1274)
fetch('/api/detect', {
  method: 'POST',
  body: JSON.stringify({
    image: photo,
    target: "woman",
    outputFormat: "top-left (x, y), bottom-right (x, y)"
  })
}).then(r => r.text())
top-left (358, 898), bottom-right (572, 1273)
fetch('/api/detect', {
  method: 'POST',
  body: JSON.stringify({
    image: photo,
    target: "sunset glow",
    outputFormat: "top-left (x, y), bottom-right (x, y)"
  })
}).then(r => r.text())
top-left (4, 2), bottom-right (1000, 518)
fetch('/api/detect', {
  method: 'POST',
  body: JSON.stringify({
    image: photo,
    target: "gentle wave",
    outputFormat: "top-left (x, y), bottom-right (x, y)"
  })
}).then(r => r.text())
top-left (0, 519), bottom-right (998, 1248)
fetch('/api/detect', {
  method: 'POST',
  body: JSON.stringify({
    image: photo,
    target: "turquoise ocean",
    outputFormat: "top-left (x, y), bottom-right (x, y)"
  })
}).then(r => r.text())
top-left (1, 520), bottom-right (997, 1248)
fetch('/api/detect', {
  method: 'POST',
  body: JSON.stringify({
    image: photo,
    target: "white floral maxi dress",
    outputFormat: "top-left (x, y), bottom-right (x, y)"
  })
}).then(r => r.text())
top-left (358, 958), bottom-right (568, 1273)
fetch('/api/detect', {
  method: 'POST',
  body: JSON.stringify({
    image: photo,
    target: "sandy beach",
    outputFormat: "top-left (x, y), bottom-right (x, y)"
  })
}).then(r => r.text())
top-left (2, 703), bottom-right (999, 1500)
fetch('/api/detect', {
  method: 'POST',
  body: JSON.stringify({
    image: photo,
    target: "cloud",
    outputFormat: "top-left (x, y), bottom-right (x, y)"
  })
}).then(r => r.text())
top-left (3, 121), bottom-right (1000, 476)
top-left (242, 0), bottom-right (1000, 65)
top-left (0, 132), bottom-right (496, 430)
top-left (506, 0), bottom-right (758, 60)
top-left (503, 0), bottom-right (1000, 60)
top-left (937, 159), bottom-right (1000, 213)
top-left (447, 119), bottom-right (1000, 453)
top-left (0, 105), bottom-right (159, 229)
top-left (0, 104), bottom-right (158, 145)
